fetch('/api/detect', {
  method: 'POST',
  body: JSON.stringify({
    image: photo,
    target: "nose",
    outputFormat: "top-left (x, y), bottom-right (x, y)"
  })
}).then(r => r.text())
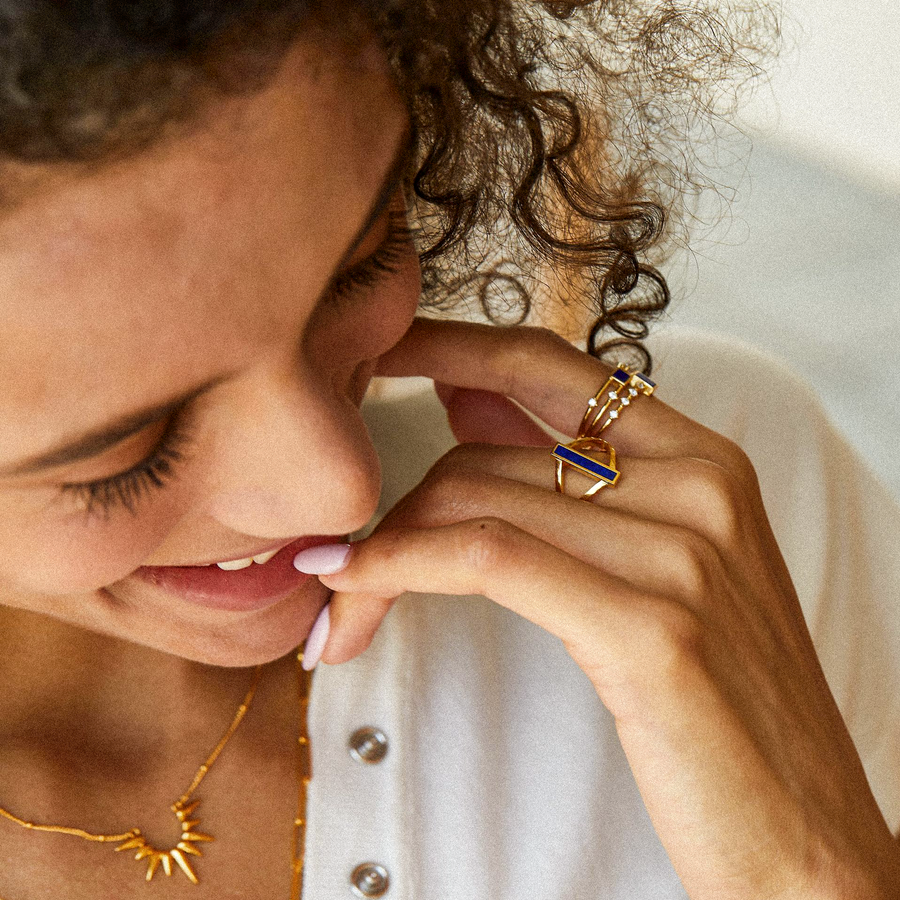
top-left (202, 363), bottom-right (381, 540)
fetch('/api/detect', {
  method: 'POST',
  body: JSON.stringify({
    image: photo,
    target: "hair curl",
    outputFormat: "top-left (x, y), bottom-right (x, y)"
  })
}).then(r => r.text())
top-left (0, 0), bottom-right (777, 370)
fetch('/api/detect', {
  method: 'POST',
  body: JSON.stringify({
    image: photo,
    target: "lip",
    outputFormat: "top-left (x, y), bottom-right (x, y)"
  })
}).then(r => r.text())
top-left (134, 535), bottom-right (339, 612)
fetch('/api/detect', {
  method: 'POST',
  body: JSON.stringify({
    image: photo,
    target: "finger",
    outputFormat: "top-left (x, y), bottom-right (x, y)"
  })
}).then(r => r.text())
top-left (419, 443), bottom-right (795, 600)
top-left (432, 380), bottom-right (457, 407)
top-left (424, 443), bottom-right (757, 553)
top-left (377, 467), bottom-right (729, 603)
top-left (318, 518), bottom-right (656, 695)
top-left (377, 318), bottom-right (737, 467)
top-left (435, 384), bottom-right (553, 447)
top-left (322, 590), bottom-right (398, 663)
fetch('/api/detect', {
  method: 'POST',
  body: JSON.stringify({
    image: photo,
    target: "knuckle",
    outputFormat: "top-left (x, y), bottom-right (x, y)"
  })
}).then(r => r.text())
top-left (632, 599), bottom-right (706, 681)
top-left (427, 468), bottom-right (489, 515)
top-left (428, 442), bottom-right (481, 476)
top-left (664, 527), bottom-right (718, 599)
top-left (390, 467), bottom-right (485, 529)
top-left (494, 326), bottom-right (570, 389)
top-left (589, 598), bottom-right (708, 718)
top-left (681, 458), bottom-right (747, 548)
top-left (709, 434), bottom-right (760, 487)
top-left (514, 324), bottom-right (569, 356)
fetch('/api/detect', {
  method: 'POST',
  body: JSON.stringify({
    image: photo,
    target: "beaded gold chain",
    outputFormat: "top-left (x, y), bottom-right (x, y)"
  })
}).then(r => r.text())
top-left (292, 653), bottom-right (314, 899)
top-left (0, 648), bottom-right (313, 898)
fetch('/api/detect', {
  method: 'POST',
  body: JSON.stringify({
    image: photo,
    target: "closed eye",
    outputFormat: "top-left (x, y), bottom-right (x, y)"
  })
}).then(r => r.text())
top-left (328, 208), bottom-right (416, 303)
top-left (58, 415), bottom-right (192, 521)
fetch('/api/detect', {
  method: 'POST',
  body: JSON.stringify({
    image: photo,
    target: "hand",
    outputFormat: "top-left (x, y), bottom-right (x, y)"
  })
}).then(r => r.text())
top-left (310, 319), bottom-right (900, 899)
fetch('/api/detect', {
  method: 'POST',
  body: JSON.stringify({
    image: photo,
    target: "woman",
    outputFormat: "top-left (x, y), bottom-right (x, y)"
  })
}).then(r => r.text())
top-left (0, 1), bottom-right (897, 898)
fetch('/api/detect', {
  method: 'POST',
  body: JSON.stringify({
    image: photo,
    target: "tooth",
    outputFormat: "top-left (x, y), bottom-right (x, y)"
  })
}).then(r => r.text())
top-left (216, 557), bottom-right (254, 571)
top-left (252, 549), bottom-right (279, 565)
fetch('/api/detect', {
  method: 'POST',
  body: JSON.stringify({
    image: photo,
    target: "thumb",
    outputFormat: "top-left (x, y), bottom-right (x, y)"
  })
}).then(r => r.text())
top-left (435, 383), bottom-right (553, 447)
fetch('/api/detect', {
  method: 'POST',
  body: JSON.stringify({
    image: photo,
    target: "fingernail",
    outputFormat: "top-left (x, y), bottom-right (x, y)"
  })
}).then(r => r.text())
top-left (302, 604), bottom-right (330, 671)
top-left (293, 543), bottom-right (351, 575)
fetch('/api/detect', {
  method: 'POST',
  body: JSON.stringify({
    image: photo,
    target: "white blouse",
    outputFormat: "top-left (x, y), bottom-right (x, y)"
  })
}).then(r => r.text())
top-left (301, 328), bottom-right (900, 900)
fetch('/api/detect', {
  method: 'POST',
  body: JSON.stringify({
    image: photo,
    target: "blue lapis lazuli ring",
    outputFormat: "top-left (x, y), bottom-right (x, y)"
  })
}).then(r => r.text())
top-left (553, 437), bottom-right (620, 501)
top-left (577, 366), bottom-right (656, 439)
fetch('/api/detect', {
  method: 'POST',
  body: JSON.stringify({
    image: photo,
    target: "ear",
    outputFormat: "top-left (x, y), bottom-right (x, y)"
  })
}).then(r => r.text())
top-left (434, 383), bottom-right (553, 447)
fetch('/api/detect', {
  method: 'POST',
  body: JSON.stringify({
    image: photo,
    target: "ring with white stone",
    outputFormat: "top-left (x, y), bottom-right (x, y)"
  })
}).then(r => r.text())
top-left (576, 366), bottom-right (656, 438)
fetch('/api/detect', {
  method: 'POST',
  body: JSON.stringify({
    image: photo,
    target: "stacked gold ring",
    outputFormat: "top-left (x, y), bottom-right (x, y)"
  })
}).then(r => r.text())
top-left (553, 366), bottom-right (655, 500)
top-left (578, 366), bottom-right (656, 437)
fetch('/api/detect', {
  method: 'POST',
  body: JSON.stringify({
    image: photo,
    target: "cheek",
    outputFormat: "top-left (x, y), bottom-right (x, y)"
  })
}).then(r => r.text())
top-left (0, 489), bottom-right (185, 596)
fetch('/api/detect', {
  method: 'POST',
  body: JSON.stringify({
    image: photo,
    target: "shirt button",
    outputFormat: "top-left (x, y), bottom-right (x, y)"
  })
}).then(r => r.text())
top-left (348, 727), bottom-right (389, 764)
top-left (350, 862), bottom-right (390, 897)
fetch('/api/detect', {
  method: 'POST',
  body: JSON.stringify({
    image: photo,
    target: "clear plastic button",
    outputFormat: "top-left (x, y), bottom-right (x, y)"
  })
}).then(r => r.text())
top-left (350, 862), bottom-right (390, 897)
top-left (348, 727), bottom-right (389, 764)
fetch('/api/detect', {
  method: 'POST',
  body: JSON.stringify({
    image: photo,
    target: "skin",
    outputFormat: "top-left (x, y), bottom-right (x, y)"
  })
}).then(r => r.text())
top-left (0, 35), bottom-right (417, 899)
top-left (0, 35), bottom-right (416, 666)
top-left (0, 23), bottom-right (896, 900)
top-left (309, 320), bottom-right (900, 899)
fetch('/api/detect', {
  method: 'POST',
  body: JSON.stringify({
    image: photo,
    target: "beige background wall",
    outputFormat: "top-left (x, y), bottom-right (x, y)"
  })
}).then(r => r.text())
top-left (663, 0), bottom-right (900, 496)
top-left (741, 0), bottom-right (900, 194)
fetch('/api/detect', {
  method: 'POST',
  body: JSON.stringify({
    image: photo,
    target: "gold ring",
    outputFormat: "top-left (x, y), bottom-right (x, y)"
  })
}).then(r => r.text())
top-left (552, 437), bottom-right (620, 501)
top-left (577, 367), bottom-right (655, 438)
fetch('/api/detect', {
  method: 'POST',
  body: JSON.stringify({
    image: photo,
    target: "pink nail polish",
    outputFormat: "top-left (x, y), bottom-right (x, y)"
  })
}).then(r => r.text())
top-left (302, 604), bottom-right (330, 671)
top-left (293, 543), bottom-right (351, 575)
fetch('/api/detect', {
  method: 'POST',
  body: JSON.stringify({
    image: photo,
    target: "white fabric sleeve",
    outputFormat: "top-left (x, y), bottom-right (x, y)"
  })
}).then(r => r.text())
top-left (651, 327), bottom-right (900, 832)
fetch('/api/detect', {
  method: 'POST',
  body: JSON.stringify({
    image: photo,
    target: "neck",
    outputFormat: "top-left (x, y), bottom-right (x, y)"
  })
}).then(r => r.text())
top-left (0, 606), bottom-right (293, 776)
top-left (0, 607), bottom-right (308, 900)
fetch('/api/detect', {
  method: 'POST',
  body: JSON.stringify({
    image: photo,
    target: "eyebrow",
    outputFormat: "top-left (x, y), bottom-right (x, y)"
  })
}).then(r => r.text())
top-left (0, 131), bottom-right (415, 480)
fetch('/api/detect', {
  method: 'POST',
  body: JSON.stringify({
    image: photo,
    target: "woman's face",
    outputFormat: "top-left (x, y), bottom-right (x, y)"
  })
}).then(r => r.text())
top-left (0, 38), bottom-right (418, 666)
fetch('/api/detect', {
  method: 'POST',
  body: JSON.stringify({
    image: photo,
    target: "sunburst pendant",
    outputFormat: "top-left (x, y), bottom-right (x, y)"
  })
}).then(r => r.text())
top-left (114, 798), bottom-right (214, 884)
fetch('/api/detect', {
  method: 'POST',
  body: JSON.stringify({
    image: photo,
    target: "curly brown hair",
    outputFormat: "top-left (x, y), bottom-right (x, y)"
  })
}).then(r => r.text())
top-left (0, 0), bottom-right (776, 369)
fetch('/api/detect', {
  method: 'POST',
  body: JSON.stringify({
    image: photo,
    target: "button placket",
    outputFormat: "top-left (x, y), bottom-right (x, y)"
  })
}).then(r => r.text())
top-left (346, 727), bottom-right (391, 893)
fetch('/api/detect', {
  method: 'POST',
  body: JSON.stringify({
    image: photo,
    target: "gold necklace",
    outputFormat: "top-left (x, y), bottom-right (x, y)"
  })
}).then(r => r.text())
top-left (292, 651), bottom-right (314, 900)
top-left (0, 648), bottom-right (313, 898)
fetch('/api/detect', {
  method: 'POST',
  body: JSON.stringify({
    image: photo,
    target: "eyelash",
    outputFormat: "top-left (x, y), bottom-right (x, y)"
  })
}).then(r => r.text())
top-left (59, 211), bottom-right (417, 522)
top-left (328, 210), bottom-right (415, 303)
top-left (60, 420), bottom-right (191, 521)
